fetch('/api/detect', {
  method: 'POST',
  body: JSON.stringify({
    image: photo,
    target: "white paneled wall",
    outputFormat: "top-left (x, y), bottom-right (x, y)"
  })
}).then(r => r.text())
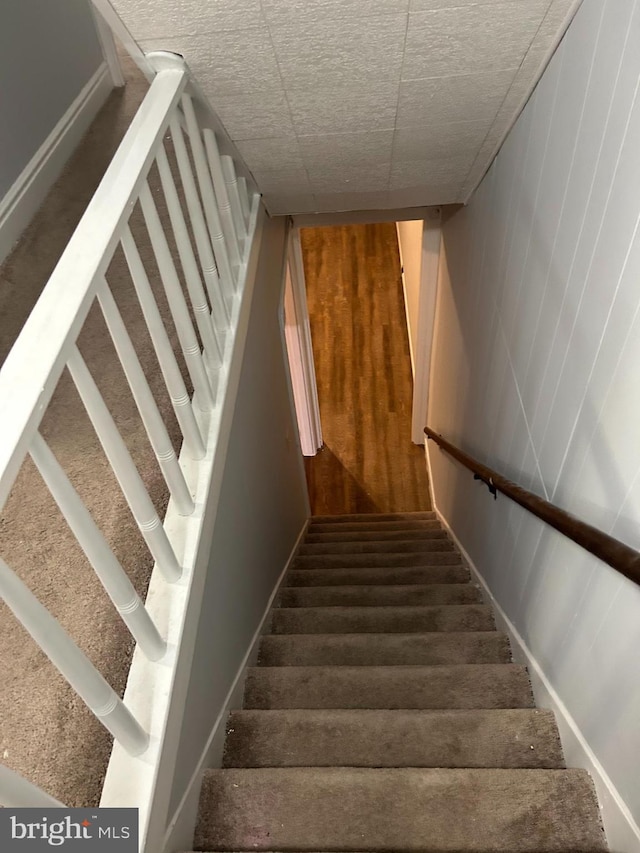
top-left (428, 0), bottom-right (640, 845)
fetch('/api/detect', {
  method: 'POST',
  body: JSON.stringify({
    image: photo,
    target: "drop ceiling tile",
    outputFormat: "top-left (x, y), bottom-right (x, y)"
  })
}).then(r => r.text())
top-left (137, 35), bottom-right (210, 76)
top-left (142, 29), bottom-right (280, 96)
top-left (179, 0), bottom-right (263, 31)
top-left (393, 120), bottom-right (490, 161)
top-left (391, 155), bottom-right (475, 187)
top-left (313, 190), bottom-right (392, 212)
top-left (208, 92), bottom-right (293, 139)
top-left (308, 162), bottom-right (391, 193)
top-left (270, 15), bottom-right (408, 87)
top-left (262, 193), bottom-right (317, 214)
top-left (389, 184), bottom-right (462, 207)
top-left (288, 84), bottom-right (399, 135)
top-left (460, 1), bottom-right (578, 198)
top-left (252, 168), bottom-right (311, 193)
top-left (403, 2), bottom-right (550, 79)
top-left (263, 0), bottom-right (409, 25)
top-left (236, 137), bottom-right (304, 171)
top-left (197, 27), bottom-right (282, 94)
top-left (111, 0), bottom-right (193, 39)
top-left (397, 70), bottom-right (514, 128)
top-left (299, 131), bottom-right (394, 168)
top-left (531, 0), bottom-right (580, 44)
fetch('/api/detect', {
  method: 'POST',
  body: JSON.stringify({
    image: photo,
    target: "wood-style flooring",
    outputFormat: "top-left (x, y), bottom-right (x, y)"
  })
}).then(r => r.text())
top-left (301, 223), bottom-right (431, 515)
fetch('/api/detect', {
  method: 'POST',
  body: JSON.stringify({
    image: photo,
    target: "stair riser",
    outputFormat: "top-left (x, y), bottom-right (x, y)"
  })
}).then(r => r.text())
top-left (194, 511), bottom-right (605, 853)
top-left (311, 512), bottom-right (436, 523)
top-left (196, 768), bottom-right (605, 852)
top-left (286, 565), bottom-right (470, 586)
top-left (278, 584), bottom-right (482, 607)
top-left (298, 539), bottom-right (454, 556)
top-left (309, 519), bottom-right (443, 533)
top-left (244, 665), bottom-right (533, 710)
top-left (293, 552), bottom-right (462, 569)
top-left (305, 528), bottom-right (445, 543)
top-left (223, 709), bottom-right (564, 769)
top-left (271, 605), bottom-right (494, 634)
top-left (258, 633), bottom-right (511, 666)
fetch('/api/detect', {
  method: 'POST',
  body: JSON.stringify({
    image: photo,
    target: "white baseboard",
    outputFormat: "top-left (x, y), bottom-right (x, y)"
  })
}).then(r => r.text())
top-left (0, 63), bottom-right (113, 265)
top-left (161, 518), bottom-right (310, 853)
top-left (429, 472), bottom-right (640, 853)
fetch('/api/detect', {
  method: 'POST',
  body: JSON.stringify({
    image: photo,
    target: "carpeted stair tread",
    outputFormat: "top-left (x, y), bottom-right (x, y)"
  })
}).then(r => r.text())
top-left (272, 604), bottom-right (494, 634)
top-left (311, 511), bottom-right (436, 523)
top-left (223, 708), bottom-right (564, 769)
top-left (243, 664), bottom-right (533, 709)
top-left (278, 583), bottom-right (482, 607)
top-left (298, 539), bottom-right (454, 555)
top-left (293, 551), bottom-right (462, 569)
top-left (258, 632), bottom-right (510, 666)
top-left (194, 767), bottom-right (605, 852)
top-left (192, 512), bottom-right (606, 853)
top-left (286, 565), bottom-right (470, 586)
top-left (305, 527), bottom-right (448, 543)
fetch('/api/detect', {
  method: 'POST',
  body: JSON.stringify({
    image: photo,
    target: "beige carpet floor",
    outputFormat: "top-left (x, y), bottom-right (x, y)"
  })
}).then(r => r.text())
top-left (0, 56), bottom-right (195, 806)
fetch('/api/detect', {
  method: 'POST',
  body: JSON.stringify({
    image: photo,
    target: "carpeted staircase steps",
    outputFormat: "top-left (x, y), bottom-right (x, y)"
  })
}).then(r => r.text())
top-left (190, 512), bottom-right (607, 852)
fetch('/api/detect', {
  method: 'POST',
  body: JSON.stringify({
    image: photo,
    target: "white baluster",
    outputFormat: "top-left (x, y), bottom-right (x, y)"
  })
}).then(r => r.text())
top-left (121, 227), bottom-right (206, 461)
top-left (0, 765), bottom-right (66, 808)
top-left (67, 346), bottom-right (183, 583)
top-left (139, 181), bottom-right (215, 412)
top-left (0, 556), bottom-right (149, 756)
top-left (220, 153), bottom-right (247, 242)
top-left (238, 176), bottom-right (251, 225)
top-left (168, 118), bottom-right (230, 331)
top-left (202, 129), bottom-right (241, 268)
top-left (154, 147), bottom-right (222, 368)
top-left (97, 281), bottom-right (194, 515)
top-left (181, 95), bottom-right (236, 300)
top-left (29, 432), bottom-right (167, 660)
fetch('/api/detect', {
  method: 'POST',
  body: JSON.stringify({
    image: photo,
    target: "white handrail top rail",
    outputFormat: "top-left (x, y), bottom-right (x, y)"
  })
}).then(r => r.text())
top-left (0, 64), bottom-right (187, 511)
top-left (146, 51), bottom-right (257, 195)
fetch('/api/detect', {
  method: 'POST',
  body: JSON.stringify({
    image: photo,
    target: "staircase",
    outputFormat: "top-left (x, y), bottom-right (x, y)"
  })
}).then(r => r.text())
top-left (191, 511), bottom-right (607, 852)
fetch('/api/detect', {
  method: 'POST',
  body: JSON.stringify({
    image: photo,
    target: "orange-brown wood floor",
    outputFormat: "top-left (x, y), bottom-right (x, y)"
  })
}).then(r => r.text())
top-left (301, 223), bottom-right (432, 515)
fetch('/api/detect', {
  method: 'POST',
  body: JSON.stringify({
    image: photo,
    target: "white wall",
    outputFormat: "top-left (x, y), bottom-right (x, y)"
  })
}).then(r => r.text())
top-left (0, 0), bottom-right (105, 197)
top-left (428, 0), bottom-right (640, 847)
top-left (0, 1), bottom-right (111, 262)
top-left (166, 212), bottom-right (309, 823)
top-left (396, 219), bottom-right (423, 375)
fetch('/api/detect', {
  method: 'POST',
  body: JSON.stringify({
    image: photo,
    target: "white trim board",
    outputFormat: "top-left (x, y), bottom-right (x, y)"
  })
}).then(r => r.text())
top-left (91, 0), bottom-right (154, 81)
top-left (426, 446), bottom-right (640, 853)
top-left (0, 63), bottom-right (113, 266)
top-left (91, 4), bottom-right (125, 87)
top-left (283, 228), bottom-right (322, 457)
top-left (161, 517), bottom-right (309, 852)
top-left (411, 222), bottom-right (440, 445)
top-left (395, 216), bottom-right (441, 444)
top-left (395, 222), bottom-right (416, 377)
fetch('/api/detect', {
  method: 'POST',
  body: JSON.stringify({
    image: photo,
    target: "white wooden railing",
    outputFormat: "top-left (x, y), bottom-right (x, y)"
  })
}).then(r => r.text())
top-left (0, 50), bottom-right (259, 832)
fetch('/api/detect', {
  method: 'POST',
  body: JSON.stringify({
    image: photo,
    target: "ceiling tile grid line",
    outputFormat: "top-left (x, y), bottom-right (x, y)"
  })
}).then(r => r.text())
top-left (119, 0), bottom-right (583, 213)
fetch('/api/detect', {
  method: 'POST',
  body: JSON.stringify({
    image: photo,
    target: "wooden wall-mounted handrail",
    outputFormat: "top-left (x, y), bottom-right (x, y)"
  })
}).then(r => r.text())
top-left (424, 426), bottom-right (640, 587)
